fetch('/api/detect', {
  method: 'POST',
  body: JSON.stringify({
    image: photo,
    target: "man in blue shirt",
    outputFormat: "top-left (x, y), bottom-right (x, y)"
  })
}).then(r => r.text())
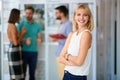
top-left (50, 5), bottom-right (72, 80)
top-left (17, 6), bottom-right (42, 80)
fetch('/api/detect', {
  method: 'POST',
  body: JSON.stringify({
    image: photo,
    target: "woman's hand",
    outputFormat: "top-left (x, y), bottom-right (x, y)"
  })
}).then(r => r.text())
top-left (21, 26), bottom-right (26, 35)
top-left (58, 55), bottom-right (74, 66)
top-left (18, 26), bottom-right (26, 43)
top-left (58, 56), bottom-right (65, 63)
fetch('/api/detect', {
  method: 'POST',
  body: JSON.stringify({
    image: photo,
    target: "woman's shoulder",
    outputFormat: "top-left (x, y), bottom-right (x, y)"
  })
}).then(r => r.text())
top-left (68, 31), bottom-right (75, 36)
top-left (70, 31), bottom-right (77, 34)
top-left (67, 31), bottom-right (77, 39)
top-left (82, 29), bottom-right (91, 35)
top-left (8, 23), bottom-right (16, 32)
top-left (8, 23), bottom-right (16, 28)
top-left (81, 30), bottom-right (92, 40)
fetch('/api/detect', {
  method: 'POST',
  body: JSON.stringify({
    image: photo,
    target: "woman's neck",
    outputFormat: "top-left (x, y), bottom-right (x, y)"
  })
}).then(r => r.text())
top-left (78, 26), bottom-right (87, 32)
top-left (9, 23), bottom-right (15, 26)
top-left (76, 26), bottom-right (88, 35)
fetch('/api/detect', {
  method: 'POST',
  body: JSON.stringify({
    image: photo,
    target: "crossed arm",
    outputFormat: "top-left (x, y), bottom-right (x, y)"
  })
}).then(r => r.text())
top-left (18, 26), bottom-right (26, 43)
top-left (9, 25), bottom-right (25, 46)
top-left (58, 31), bottom-right (92, 66)
top-left (58, 32), bottom-right (75, 66)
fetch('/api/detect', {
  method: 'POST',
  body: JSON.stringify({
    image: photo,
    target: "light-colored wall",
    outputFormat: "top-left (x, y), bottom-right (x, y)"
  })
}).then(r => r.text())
top-left (96, 0), bottom-right (120, 80)
top-left (117, 0), bottom-right (120, 80)
top-left (96, 0), bottom-right (116, 80)
top-left (0, 32), bottom-right (1, 79)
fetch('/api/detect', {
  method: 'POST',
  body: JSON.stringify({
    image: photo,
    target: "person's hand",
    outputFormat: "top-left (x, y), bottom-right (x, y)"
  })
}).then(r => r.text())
top-left (58, 56), bottom-right (65, 63)
top-left (65, 53), bottom-right (71, 60)
top-left (21, 26), bottom-right (26, 35)
top-left (65, 54), bottom-right (68, 60)
top-left (25, 38), bottom-right (31, 45)
top-left (58, 55), bottom-right (73, 66)
top-left (49, 37), bottom-right (58, 42)
top-left (37, 38), bottom-right (42, 44)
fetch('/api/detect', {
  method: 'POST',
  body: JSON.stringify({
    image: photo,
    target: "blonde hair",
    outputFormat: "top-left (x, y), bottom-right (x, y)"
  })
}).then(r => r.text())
top-left (72, 4), bottom-right (94, 31)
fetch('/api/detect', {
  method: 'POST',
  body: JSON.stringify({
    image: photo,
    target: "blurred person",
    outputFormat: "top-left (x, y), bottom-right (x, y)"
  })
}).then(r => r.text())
top-left (7, 8), bottom-right (26, 80)
top-left (58, 4), bottom-right (94, 80)
top-left (17, 6), bottom-right (42, 80)
top-left (49, 5), bottom-right (72, 80)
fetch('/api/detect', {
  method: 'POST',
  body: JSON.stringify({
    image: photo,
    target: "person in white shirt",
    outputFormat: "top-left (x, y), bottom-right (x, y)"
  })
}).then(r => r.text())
top-left (58, 4), bottom-right (94, 80)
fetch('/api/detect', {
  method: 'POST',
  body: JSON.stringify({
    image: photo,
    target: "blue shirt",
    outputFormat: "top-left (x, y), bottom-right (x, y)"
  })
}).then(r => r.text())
top-left (17, 19), bottom-right (42, 52)
top-left (55, 20), bottom-right (72, 56)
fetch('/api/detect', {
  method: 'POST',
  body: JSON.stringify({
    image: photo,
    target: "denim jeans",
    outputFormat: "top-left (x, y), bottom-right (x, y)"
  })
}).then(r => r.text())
top-left (63, 70), bottom-right (87, 80)
top-left (22, 51), bottom-right (38, 80)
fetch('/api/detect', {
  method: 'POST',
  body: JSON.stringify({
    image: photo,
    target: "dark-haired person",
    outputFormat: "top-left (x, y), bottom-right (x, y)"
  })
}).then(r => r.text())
top-left (7, 8), bottom-right (26, 80)
top-left (49, 5), bottom-right (72, 80)
top-left (17, 6), bottom-right (42, 80)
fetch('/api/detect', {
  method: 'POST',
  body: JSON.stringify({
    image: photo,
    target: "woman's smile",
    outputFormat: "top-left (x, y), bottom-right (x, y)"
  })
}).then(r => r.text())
top-left (75, 9), bottom-right (89, 27)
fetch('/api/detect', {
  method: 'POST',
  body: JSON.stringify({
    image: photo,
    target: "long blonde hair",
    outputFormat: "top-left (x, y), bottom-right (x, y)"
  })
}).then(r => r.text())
top-left (72, 4), bottom-right (94, 31)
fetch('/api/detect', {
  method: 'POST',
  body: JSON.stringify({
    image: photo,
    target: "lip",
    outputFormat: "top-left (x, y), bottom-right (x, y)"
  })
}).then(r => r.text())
top-left (78, 20), bottom-right (85, 23)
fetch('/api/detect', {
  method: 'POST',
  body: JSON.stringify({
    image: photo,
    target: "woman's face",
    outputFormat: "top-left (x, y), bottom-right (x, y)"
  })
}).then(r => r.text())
top-left (75, 9), bottom-right (89, 27)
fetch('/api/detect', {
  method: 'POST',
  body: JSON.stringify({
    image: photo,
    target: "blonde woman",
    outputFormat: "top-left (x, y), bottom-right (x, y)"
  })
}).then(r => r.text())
top-left (58, 4), bottom-right (94, 80)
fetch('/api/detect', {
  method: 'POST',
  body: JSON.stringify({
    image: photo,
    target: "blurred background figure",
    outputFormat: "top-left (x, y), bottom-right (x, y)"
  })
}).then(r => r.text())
top-left (49, 5), bottom-right (72, 80)
top-left (17, 6), bottom-right (42, 80)
top-left (7, 8), bottom-right (25, 80)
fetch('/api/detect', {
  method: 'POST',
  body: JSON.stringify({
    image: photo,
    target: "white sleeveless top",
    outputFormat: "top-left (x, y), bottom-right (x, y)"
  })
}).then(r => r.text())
top-left (64, 29), bottom-right (91, 76)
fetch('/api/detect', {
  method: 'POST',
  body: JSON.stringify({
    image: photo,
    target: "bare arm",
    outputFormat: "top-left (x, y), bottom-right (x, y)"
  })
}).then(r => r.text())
top-left (67, 32), bottom-right (92, 66)
top-left (60, 32), bottom-right (73, 56)
top-left (10, 27), bottom-right (18, 46)
top-left (18, 26), bottom-right (26, 43)
top-left (58, 32), bottom-right (75, 65)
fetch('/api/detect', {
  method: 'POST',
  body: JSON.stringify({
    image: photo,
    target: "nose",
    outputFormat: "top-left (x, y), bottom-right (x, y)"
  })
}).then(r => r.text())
top-left (80, 15), bottom-right (84, 20)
